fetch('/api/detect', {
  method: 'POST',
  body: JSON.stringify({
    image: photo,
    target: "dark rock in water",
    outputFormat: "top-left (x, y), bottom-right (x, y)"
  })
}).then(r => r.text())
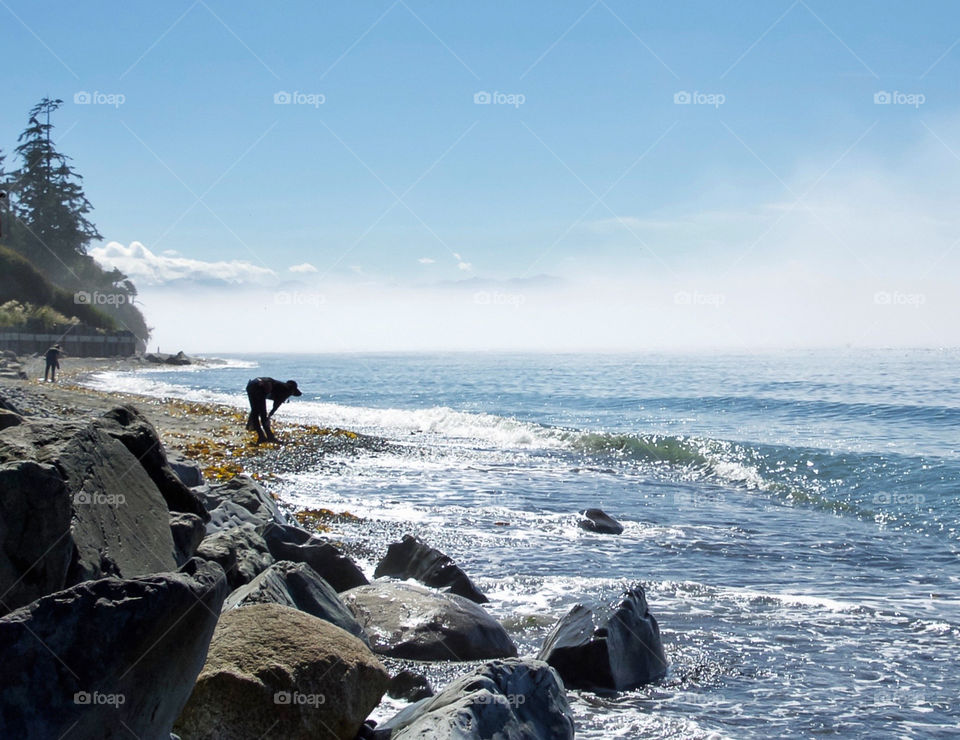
top-left (167, 452), bottom-right (204, 488)
top-left (0, 419), bottom-right (178, 611)
top-left (387, 670), bottom-right (434, 702)
top-left (342, 581), bottom-right (517, 662)
top-left (374, 658), bottom-right (574, 740)
top-left (0, 461), bottom-right (73, 614)
top-left (94, 405), bottom-right (209, 522)
top-left (0, 558), bottom-right (228, 739)
top-left (578, 508), bottom-right (624, 535)
top-left (204, 475), bottom-right (286, 525)
top-left (375, 534), bottom-right (488, 604)
top-left (165, 350), bottom-right (192, 366)
top-left (174, 603), bottom-right (389, 740)
top-left (0, 409), bottom-right (22, 430)
top-left (260, 522), bottom-right (367, 592)
top-left (537, 586), bottom-right (667, 691)
top-left (222, 560), bottom-right (369, 643)
top-left (196, 523), bottom-right (274, 589)
top-left (170, 512), bottom-right (206, 567)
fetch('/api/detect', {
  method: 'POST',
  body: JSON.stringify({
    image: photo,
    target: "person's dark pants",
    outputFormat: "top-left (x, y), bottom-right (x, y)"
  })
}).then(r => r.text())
top-left (246, 380), bottom-right (275, 443)
top-left (44, 362), bottom-right (57, 382)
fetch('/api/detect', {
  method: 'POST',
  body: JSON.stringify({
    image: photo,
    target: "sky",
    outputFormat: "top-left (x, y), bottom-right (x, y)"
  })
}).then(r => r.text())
top-left (2, 1), bottom-right (959, 352)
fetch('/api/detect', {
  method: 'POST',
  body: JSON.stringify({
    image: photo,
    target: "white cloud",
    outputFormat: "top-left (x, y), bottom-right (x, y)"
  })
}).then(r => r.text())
top-left (91, 241), bottom-right (276, 286)
top-left (453, 252), bottom-right (473, 271)
top-left (418, 257), bottom-right (435, 264)
top-left (289, 262), bottom-right (318, 274)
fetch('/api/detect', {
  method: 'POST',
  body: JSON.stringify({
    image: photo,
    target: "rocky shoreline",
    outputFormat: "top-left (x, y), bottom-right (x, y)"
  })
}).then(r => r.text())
top-left (0, 366), bottom-right (669, 738)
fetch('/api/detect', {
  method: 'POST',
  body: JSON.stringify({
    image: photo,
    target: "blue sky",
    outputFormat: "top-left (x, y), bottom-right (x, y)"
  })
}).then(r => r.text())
top-left (3, 1), bottom-right (959, 350)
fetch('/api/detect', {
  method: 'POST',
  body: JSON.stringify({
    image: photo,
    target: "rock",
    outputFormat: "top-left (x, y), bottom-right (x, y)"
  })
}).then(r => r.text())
top-left (174, 603), bottom-right (389, 740)
top-left (0, 419), bottom-right (178, 611)
top-left (0, 409), bottom-right (22, 430)
top-left (94, 405), bottom-right (209, 522)
top-left (375, 659), bottom-right (574, 740)
top-left (0, 558), bottom-right (228, 739)
top-left (374, 535), bottom-right (488, 604)
top-left (223, 560), bottom-right (368, 643)
top-left (170, 512), bottom-right (206, 567)
top-left (578, 508), bottom-right (624, 535)
top-left (206, 476), bottom-right (286, 525)
top-left (260, 522), bottom-right (367, 592)
top-left (0, 461), bottom-right (73, 614)
top-left (196, 524), bottom-right (273, 589)
top-left (168, 452), bottom-right (204, 488)
top-left (0, 394), bottom-right (21, 413)
top-left (537, 586), bottom-right (667, 691)
top-left (206, 499), bottom-right (269, 534)
top-left (165, 350), bottom-right (192, 366)
top-left (388, 670), bottom-right (434, 702)
top-left (342, 581), bottom-right (517, 662)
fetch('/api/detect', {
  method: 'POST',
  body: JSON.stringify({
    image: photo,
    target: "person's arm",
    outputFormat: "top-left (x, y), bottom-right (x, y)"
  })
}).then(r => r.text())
top-left (268, 394), bottom-right (286, 417)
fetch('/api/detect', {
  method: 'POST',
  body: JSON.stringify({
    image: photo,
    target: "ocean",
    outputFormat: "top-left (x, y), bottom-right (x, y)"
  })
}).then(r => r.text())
top-left (87, 349), bottom-right (960, 738)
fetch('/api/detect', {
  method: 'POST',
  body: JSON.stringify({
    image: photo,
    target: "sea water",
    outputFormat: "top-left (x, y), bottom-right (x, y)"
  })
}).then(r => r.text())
top-left (87, 349), bottom-right (960, 738)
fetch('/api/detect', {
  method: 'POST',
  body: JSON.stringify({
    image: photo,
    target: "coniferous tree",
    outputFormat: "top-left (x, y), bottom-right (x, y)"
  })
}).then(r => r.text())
top-left (12, 97), bottom-right (102, 284)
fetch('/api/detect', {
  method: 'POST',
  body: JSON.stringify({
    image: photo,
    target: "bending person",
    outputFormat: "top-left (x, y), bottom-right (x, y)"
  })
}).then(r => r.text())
top-left (245, 377), bottom-right (302, 443)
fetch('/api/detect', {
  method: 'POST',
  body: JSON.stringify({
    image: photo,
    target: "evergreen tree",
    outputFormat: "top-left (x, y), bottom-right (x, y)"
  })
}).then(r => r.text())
top-left (12, 97), bottom-right (102, 284)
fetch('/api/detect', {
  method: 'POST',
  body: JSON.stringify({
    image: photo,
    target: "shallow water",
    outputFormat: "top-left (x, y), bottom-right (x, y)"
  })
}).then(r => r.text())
top-left (87, 349), bottom-right (960, 738)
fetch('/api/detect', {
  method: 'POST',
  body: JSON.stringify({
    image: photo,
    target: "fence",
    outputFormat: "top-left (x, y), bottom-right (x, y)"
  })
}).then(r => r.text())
top-left (0, 331), bottom-right (138, 358)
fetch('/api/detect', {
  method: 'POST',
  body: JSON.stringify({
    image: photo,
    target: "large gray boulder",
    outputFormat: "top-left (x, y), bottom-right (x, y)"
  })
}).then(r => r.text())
top-left (203, 475), bottom-right (285, 525)
top-left (170, 512), bottom-right (206, 567)
top-left (0, 558), bottom-right (228, 739)
top-left (260, 522), bottom-right (367, 592)
top-left (342, 581), bottom-right (517, 662)
top-left (223, 560), bottom-right (368, 643)
top-left (196, 523), bottom-right (273, 589)
top-left (168, 452), bottom-right (204, 488)
top-left (537, 586), bottom-right (667, 691)
top-left (207, 499), bottom-right (269, 534)
top-left (94, 405), bottom-right (209, 522)
top-left (374, 659), bottom-right (574, 740)
top-left (374, 535), bottom-right (488, 603)
top-left (174, 603), bottom-right (389, 740)
top-left (0, 461), bottom-right (73, 614)
top-left (0, 419), bottom-right (178, 614)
